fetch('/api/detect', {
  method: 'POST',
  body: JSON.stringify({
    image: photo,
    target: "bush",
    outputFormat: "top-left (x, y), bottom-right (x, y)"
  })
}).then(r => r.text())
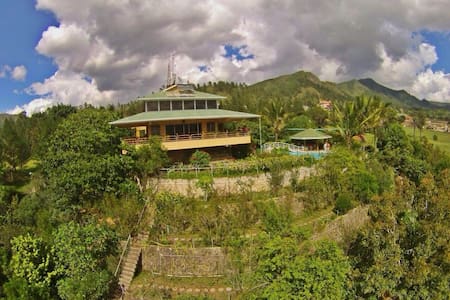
top-left (334, 193), bottom-right (354, 215)
top-left (190, 150), bottom-right (211, 167)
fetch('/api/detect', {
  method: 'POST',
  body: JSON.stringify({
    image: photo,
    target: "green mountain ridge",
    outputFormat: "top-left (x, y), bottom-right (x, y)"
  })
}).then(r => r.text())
top-left (345, 78), bottom-right (450, 110)
top-left (249, 71), bottom-right (450, 111)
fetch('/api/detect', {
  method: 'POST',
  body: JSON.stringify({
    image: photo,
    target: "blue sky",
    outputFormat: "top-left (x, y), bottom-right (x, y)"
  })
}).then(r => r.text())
top-left (422, 31), bottom-right (450, 73)
top-left (0, 0), bottom-right (57, 112)
top-left (1, 1), bottom-right (450, 114)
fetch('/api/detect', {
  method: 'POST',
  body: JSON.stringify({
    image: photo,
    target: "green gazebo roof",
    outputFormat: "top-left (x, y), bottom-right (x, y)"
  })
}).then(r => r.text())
top-left (290, 128), bottom-right (332, 140)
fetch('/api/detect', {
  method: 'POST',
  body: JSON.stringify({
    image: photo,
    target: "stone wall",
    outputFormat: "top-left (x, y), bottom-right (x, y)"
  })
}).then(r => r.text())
top-left (150, 166), bottom-right (313, 196)
top-left (142, 245), bottom-right (228, 277)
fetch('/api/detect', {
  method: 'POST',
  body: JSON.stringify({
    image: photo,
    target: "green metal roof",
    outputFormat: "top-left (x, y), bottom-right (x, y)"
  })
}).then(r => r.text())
top-left (290, 128), bottom-right (332, 140)
top-left (110, 109), bottom-right (260, 126)
top-left (137, 84), bottom-right (226, 101)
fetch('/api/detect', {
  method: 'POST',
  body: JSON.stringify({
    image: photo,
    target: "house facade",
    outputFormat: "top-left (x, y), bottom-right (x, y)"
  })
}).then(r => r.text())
top-left (110, 84), bottom-right (260, 160)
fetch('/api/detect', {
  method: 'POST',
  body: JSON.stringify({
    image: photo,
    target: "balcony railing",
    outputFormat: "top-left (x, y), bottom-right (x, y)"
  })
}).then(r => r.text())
top-left (122, 131), bottom-right (250, 145)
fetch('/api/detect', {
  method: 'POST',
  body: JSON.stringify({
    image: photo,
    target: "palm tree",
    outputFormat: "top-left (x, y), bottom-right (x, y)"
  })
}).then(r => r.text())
top-left (263, 97), bottom-right (292, 142)
top-left (334, 95), bottom-right (389, 147)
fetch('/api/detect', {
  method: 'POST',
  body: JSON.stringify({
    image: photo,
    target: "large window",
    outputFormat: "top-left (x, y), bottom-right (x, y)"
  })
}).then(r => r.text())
top-left (172, 100), bottom-right (182, 110)
top-left (184, 100), bottom-right (194, 109)
top-left (147, 101), bottom-right (158, 111)
top-left (159, 101), bottom-right (170, 111)
top-left (196, 100), bottom-right (206, 109)
top-left (165, 123), bottom-right (202, 136)
top-left (207, 100), bottom-right (217, 109)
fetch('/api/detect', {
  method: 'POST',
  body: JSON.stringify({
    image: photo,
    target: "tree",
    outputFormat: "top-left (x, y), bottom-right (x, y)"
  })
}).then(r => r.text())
top-left (251, 238), bottom-right (351, 299)
top-left (413, 110), bottom-right (426, 139)
top-left (5, 234), bottom-right (55, 299)
top-left (333, 96), bottom-right (388, 147)
top-left (0, 117), bottom-right (31, 181)
top-left (41, 108), bottom-right (134, 208)
top-left (348, 173), bottom-right (450, 299)
top-left (264, 97), bottom-right (292, 141)
top-left (129, 136), bottom-right (169, 191)
top-left (196, 174), bottom-right (214, 201)
top-left (190, 150), bottom-right (211, 167)
top-left (52, 222), bottom-right (118, 300)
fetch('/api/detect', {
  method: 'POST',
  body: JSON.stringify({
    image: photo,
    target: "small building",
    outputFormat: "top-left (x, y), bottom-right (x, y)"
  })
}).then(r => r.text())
top-left (319, 100), bottom-right (332, 111)
top-left (290, 128), bottom-right (332, 151)
top-left (110, 84), bottom-right (260, 161)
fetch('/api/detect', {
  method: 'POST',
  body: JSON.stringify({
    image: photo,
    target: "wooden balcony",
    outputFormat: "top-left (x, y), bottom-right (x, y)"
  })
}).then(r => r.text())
top-left (122, 131), bottom-right (251, 151)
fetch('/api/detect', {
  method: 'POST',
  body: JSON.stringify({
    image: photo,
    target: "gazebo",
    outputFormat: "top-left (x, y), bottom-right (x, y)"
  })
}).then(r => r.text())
top-left (290, 128), bottom-right (332, 151)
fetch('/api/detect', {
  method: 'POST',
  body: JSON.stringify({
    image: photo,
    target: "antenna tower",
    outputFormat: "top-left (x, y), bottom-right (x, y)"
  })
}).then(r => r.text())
top-left (166, 53), bottom-right (176, 88)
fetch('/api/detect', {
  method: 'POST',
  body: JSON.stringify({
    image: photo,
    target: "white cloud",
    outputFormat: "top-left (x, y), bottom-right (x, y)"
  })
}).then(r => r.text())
top-left (1, 65), bottom-right (27, 81)
top-left (368, 42), bottom-right (437, 89)
top-left (7, 99), bottom-right (52, 115)
top-left (14, 0), bottom-right (450, 114)
top-left (0, 65), bottom-right (11, 78)
top-left (411, 69), bottom-right (450, 102)
top-left (11, 65), bottom-right (27, 81)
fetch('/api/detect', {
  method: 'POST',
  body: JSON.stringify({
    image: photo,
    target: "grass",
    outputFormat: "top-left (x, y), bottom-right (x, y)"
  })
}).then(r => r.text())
top-left (403, 126), bottom-right (450, 153)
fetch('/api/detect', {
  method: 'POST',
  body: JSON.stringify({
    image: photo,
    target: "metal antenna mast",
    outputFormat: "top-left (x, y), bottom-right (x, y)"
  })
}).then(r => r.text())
top-left (166, 52), bottom-right (176, 88)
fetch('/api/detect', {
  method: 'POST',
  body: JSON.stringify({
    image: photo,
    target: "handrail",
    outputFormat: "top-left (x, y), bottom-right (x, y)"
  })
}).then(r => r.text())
top-left (262, 142), bottom-right (328, 153)
top-left (122, 131), bottom-right (249, 145)
top-left (114, 195), bottom-right (151, 279)
top-left (114, 234), bottom-right (131, 277)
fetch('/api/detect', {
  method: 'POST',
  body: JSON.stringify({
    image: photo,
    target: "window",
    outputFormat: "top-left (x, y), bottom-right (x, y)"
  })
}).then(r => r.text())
top-left (172, 100), bottom-right (182, 110)
top-left (184, 100), bottom-right (194, 109)
top-left (207, 100), bottom-right (217, 109)
top-left (147, 101), bottom-right (158, 111)
top-left (150, 125), bottom-right (160, 136)
top-left (159, 101), bottom-right (170, 111)
top-left (196, 100), bottom-right (206, 109)
top-left (207, 122), bottom-right (215, 132)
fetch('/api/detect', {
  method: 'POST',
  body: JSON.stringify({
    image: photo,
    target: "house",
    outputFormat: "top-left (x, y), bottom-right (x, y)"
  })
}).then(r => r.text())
top-left (110, 84), bottom-right (260, 161)
top-left (319, 100), bottom-right (332, 111)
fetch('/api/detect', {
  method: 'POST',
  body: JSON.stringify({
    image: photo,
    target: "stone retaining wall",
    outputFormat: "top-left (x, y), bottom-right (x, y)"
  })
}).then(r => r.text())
top-left (150, 166), bottom-right (313, 196)
top-left (142, 245), bottom-right (228, 277)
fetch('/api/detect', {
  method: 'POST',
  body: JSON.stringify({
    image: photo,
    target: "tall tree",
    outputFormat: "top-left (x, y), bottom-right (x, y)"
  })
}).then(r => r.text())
top-left (263, 97), bottom-right (292, 141)
top-left (41, 108), bottom-right (134, 209)
top-left (0, 117), bottom-right (31, 181)
top-left (333, 95), bottom-right (388, 147)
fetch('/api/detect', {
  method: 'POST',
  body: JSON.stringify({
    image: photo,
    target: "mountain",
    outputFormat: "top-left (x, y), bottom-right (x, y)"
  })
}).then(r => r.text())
top-left (247, 70), bottom-right (350, 101)
top-left (338, 78), bottom-right (450, 110)
top-left (197, 70), bottom-right (450, 113)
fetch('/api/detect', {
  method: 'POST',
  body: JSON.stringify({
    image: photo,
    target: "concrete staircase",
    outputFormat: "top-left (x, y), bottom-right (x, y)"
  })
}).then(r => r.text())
top-left (118, 233), bottom-right (149, 294)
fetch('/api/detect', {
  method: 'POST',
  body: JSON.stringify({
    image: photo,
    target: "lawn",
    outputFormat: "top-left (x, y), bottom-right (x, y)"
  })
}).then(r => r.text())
top-left (403, 126), bottom-right (450, 153)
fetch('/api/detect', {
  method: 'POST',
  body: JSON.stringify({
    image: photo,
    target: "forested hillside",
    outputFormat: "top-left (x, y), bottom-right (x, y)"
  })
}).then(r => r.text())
top-left (1, 83), bottom-right (449, 299)
top-left (196, 71), bottom-right (450, 120)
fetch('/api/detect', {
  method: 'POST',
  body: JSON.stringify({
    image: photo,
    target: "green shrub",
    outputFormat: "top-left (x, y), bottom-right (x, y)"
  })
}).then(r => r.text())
top-left (190, 150), bottom-right (211, 167)
top-left (334, 193), bottom-right (354, 215)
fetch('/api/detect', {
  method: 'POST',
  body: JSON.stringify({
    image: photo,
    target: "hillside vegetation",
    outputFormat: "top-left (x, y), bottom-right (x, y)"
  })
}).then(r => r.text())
top-left (1, 72), bottom-right (449, 299)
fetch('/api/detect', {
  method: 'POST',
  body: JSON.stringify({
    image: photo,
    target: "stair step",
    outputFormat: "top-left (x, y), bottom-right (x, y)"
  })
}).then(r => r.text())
top-left (122, 265), bottom-right (137, 272)
top-left (116, 231), bottom-right (150, 294)
top-left (128, 248), bottom-right (141, 254)
top-left (121, 269), bottom-right (135, 276)
top-left (119, 274), bottom-right (133, 282)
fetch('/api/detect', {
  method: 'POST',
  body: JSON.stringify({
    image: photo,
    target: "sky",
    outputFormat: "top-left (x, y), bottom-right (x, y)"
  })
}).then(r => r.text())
top-left (1, 0), bottom-right (450, 115)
